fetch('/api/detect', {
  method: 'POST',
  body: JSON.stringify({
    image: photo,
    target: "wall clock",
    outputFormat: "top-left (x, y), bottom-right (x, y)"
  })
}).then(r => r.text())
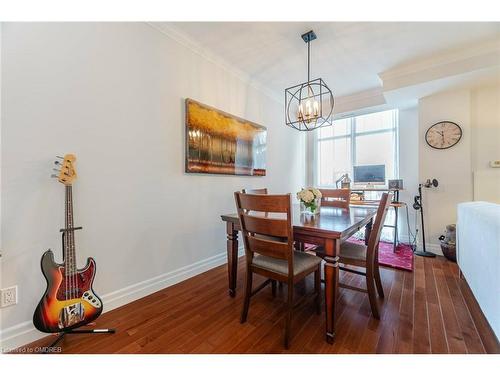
top-left (425, 121), bottom-right (462, 150)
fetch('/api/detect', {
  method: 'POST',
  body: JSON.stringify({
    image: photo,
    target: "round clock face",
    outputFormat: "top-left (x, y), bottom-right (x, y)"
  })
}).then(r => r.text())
top-left (425, 121), bottom-right (462, 150)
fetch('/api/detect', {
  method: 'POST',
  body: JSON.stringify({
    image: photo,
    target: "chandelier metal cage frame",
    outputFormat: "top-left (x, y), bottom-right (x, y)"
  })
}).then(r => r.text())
top-left (285, 30), bottom-right (334, 131)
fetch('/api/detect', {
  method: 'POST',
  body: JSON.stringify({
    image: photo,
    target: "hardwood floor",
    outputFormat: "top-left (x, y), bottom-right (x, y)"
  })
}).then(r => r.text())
top-left (20, 255), bottom-right (499, 354)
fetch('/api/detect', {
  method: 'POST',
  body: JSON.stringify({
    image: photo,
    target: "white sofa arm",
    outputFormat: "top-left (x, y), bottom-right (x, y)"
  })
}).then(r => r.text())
top-left (457, 202), bottom-right (500, 340)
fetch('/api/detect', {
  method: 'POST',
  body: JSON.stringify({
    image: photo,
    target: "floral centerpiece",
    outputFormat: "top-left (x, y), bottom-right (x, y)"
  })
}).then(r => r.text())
top-left (297, 187), bottom-right (322, 215)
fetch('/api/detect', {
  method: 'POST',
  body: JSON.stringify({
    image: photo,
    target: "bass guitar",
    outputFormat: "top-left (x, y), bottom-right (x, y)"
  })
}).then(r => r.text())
top-left (33, 154), bottom-right (103, 333)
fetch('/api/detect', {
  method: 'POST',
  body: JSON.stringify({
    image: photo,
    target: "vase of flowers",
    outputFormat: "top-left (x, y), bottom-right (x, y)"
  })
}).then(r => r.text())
top-left (297, 187), bottom-right (322, 215)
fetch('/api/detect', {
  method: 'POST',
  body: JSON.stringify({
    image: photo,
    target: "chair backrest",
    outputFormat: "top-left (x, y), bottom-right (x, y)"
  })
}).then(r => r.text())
top-left (319, 188), bottom-right (351, 209)
top-left (242, 188), bottom-right (268, 194)
top-left (234, 192), bottom-right (294, 274)
top-left (366, 192), bottom-right (393, 263)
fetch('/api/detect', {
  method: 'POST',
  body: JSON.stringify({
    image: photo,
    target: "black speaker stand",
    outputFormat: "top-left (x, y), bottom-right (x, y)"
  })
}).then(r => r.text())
top-left (414, 184), bottom-right (436, 258)
top-left (414, 249), bottom-right (436, 258)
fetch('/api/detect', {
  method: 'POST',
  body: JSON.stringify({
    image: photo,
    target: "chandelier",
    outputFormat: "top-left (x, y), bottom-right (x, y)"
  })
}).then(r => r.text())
top-left (285, 30), bottom-right (334, 131)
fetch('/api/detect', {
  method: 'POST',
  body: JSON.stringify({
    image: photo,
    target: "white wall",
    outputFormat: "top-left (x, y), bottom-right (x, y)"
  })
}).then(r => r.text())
top-left (471, 85), bottom-right (500, 171)
top-left (0, 23), bottom-right (305, 347)
top-left (0, 23), bottom-right (3, 345)
top-left (418, 90), bottom-right (473, 251)
top-left (471, 85), bottom-right (500, 203)
top-left (417, 85), bottom-right (500, 251)
top-left (397, 107), bottom-right (419, 244)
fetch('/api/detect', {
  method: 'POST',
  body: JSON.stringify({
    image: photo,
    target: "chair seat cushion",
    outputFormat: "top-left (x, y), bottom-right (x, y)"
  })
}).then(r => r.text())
top-left (340, 241), bottom-right (367, 260)
top-left (252, 250), bottom-right (322, 276)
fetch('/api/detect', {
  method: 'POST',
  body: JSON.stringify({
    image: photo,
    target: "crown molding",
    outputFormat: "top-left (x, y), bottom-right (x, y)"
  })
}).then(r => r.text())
top-left (336, 87), bottom-right (385, 104)
top-left (333, 87), bottom-right (387, 116)
top-left (379, 38), bottom-right (500, 91)
top-left (145, 22), bottom-right (283, 104)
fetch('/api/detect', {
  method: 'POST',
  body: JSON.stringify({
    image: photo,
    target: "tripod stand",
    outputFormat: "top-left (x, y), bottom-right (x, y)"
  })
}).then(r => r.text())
top-left (46, 328), bottom-right (115, 350)
top-left (413, 180), bottom-right (437, 258)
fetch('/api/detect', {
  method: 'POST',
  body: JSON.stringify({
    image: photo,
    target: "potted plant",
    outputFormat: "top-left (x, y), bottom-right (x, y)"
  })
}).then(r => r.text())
top-left (297, 187), bottom-right (322, 215)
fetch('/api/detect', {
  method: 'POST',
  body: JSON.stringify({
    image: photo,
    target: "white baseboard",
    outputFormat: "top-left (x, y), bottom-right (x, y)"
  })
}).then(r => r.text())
top-left (0, 247), bottom-right (244, 351)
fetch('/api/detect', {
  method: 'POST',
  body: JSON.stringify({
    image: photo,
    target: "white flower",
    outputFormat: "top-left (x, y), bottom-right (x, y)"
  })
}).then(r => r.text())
top-left (297, 188), bottom-right (315, 203)
top-left (312, 188), bottom-right (322, 198)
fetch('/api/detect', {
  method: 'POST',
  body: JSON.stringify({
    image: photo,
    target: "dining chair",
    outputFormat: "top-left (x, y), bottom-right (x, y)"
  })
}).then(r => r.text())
top-left (242, 188), bottom-right (268, 194)
top-left (234, 192), bottom-right (322, 349)
top-left (242, 187), bottom-right (279, 280)
top-left (319, 188), bottom-right (351, 209)
top-left (314, 192), bottom-right (392, 319)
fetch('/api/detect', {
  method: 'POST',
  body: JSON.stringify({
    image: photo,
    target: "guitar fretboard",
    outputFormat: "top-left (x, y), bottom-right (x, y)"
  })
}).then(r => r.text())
top-left (64, 185), bottom-right (77, 276)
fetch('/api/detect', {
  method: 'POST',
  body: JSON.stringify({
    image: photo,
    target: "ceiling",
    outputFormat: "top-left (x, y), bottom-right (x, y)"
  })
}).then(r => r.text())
top-left (158, 22), bottom-right (500, 99)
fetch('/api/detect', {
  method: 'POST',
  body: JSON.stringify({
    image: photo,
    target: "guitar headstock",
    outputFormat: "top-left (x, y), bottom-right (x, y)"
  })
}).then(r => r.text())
top-left (52, 154), bottom-right (77, 185)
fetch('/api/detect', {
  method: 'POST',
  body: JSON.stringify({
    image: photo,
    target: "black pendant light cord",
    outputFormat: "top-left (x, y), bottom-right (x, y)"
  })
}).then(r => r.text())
top-left (307, 40), bottom-right (311, 82)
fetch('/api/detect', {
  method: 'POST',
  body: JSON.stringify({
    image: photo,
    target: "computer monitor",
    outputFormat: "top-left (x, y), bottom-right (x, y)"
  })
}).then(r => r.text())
top-left (353, 165), bottom-right (386, 185)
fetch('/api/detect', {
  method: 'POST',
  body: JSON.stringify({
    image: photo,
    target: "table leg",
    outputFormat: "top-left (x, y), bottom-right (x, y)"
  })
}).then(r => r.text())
top-left (226, 222), bottom-right (239, 297)
top-left (393, 190), bottom-right (399, 252)
top-left (365, 218), bottom-right (373, 245)
top-left (393, 205), bottom-right (398, 252)
top-left (323, 238), bottom-right (340, 344)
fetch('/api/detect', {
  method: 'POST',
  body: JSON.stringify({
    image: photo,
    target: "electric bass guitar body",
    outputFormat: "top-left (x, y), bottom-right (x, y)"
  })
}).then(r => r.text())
top-left (33, 154), bottom-right (103, 333)
top-left (33, 250), bottom-right (103, 333)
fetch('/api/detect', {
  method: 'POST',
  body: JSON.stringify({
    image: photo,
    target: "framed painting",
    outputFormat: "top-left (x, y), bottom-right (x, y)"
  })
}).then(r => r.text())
top-left (185, 99), bottom-right (267, 176)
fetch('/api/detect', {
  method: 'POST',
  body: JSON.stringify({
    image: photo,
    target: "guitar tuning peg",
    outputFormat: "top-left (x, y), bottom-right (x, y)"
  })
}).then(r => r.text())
top-left (50, 174), bottom-right (58, 178)
top-left (54, 160), bottom-right (61, 165)
top-left (56, 156), bottom-right (64, 159)
top-left (53, 168), bottom-right (61, 172)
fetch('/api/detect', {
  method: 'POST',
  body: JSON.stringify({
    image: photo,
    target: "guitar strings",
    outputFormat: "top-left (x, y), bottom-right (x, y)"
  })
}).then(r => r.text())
top-left (70, 185), bottom-right (73, 300)
top-left (68, 185), bottom-right (73, 300)
top-left (69, 184), bottom-right (76, 301)
top-left (68, 185), bottom-right (72, 300)
top-left (65, 184), bottom-right (69, 301)
top-left (65, 183), bottom-right (75, 302)
top-left (72, 186), bottom-right (77, 300)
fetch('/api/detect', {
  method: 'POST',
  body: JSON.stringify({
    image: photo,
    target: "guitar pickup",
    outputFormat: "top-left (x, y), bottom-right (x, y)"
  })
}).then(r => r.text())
top-left (59, 227), bottom-right (83, 232)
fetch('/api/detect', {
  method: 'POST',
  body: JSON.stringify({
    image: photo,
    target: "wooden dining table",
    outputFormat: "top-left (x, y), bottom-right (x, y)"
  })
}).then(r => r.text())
top-left (220, 205), bottom-right (378, 344)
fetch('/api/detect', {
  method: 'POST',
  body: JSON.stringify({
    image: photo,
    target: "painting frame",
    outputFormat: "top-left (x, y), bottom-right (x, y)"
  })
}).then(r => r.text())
top-left (184, 98), bottom-right (267, 176)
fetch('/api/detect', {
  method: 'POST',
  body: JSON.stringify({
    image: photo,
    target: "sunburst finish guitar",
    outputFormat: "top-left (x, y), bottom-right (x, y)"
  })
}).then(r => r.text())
top-left (33, 154), bottom-right (103, 333)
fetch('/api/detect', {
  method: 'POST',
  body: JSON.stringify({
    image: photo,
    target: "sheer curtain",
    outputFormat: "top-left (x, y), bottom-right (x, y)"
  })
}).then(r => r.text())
top-left (313, 109), bottom-right (399, 188)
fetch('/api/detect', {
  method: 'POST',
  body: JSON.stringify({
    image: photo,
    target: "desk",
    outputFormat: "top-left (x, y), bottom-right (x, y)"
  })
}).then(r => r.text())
top-left (221, 205), bottom-right (377, 344)
top-left (350, 188), bottom-right (404, 251)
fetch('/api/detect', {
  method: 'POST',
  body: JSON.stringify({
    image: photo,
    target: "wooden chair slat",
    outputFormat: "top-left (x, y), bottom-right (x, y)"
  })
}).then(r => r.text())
top-left (246, 236), bottom-right (289, 260)
top-left (241, 214), bottom-right (288, 238)
top-left (319, 188), bottom-right (351, 209)
top-left (237, 193), bottom-right (290, 213)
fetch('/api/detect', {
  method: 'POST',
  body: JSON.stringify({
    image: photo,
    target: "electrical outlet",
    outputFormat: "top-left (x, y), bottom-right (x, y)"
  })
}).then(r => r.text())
top-left (1, 285), bottom-right (18, 307)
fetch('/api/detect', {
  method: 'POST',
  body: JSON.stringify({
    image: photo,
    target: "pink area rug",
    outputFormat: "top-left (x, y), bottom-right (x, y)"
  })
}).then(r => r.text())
top-left (305, 240), bottom-right (414, 272)
top-left (347, 238), bottom-right (414, 272)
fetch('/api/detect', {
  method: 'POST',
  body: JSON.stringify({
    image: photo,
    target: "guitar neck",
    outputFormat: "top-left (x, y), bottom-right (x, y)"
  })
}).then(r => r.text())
top-left (64, 185), bottom-right (77, 274)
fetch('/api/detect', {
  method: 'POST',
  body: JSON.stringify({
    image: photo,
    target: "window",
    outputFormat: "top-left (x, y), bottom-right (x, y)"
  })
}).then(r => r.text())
top-left (315, 109), bottom-right (398, 187)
